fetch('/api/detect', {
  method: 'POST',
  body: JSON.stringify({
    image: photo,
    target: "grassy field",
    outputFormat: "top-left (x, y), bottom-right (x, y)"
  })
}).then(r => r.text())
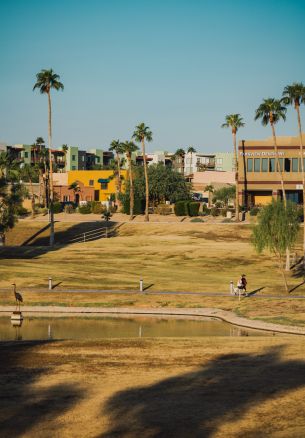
top-left (1, 336), bottom-right (305, 437)
top-left (1, 221), bottom-right (304, 295)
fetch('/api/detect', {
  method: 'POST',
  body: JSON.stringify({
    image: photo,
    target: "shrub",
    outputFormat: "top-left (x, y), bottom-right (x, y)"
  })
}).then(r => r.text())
top-left (52, 202), bottom-right (63, 214)
top-left (109, 205), bottom-right (117, 213)
top-left (296, 205), bottom-right (304, 222)
top-left (221, 207), bottom-right (228, 217)
top-left (156, 204), bottom-right (172, 215)
top-left (78, 204), bottom-right (92, 214)
top-left (17, 206), bottom-right (29, 217)
top-left (250, 207), bottom-right (260, 216)
top-left (122, 197), bottom-right (145, 215)
top-left (188, 202), bottom-right (200, 217)
top-left (215, 201), bottom-right (223, 208)
top-left (174, 200), bottom-right (189, 216)
top-left (190, 217), bottom-right (204, 223)
top-left (211, 207), bottom-right (220, 217)
top-left (64, 204), bottom-right (75, 214)
top-left (201, 204), bottom-right (211, 216)
top-left (91, 202), bottom-right (105, 214)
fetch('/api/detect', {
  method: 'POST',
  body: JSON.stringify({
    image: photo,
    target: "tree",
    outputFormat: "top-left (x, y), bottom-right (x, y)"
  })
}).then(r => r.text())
top-left (68, 181), bottom-right (81, 203)
top-left (252, 200), bottom-right (299, 293)
top-left (212, 186), bottom-right (236, 207)
top-left (0, 157), bottom-right (23, 245)
top-left (204, 184), bottom-right (214, 207)
top-left (282, 83), bottom-right (305, 268)
top-left (254, 99), bottom-right (287, 203)
top-left (121, 141), bottom-right (139, 219)
top-left (20, 164), bottom-right (38, 217)
top-left (187, 146), bottom-right (196, 174)
top-left (61, 144), bottom-right (68, 171)
top-left (174, 148), bottom-right (186, 175)
top-left (132, 123), bottom-right (153, 222)
top-left (109, 139), bottom-right (124, 205)
top-left (33, 69), bottom-right (64, 246)
top-left (128, 164), bottom-right (191, 205)
top-left (221, 114), bottom-right (245, 221)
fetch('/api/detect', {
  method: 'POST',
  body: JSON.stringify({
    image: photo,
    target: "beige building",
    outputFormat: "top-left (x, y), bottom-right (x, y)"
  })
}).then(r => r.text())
top-left (238, 133), bottom-right (305, 206)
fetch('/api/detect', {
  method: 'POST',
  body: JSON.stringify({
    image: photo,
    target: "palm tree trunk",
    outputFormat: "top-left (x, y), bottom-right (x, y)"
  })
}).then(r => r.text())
top-left (296, 105), bottom-right (305, 268)
top-left (116, 152), bottom-right (122, 208)
top-left (29, 177), bottom-right (35, 218)
top-left (142, 138), bottom-right (149, 221)
top-left (233, 131), bottom-right (240, 222)
top-left (128, 156), bottom-right (134, 220)
top-left (47, 91), bottom-right (54, 247)
top-left (271, 122), bottom-right (286, 204)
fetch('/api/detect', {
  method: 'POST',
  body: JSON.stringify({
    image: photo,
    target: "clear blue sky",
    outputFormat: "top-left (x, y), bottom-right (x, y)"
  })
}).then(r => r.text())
top-left (1, 0), bottom-right (305, 152)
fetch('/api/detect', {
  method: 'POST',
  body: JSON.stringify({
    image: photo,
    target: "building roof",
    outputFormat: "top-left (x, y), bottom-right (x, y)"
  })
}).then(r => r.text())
top-left (239, 133), bottom-right (305, 147)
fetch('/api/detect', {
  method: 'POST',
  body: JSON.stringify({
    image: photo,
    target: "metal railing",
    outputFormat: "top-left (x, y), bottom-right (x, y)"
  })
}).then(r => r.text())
top-left (68, 227), bottom-right (111, 244)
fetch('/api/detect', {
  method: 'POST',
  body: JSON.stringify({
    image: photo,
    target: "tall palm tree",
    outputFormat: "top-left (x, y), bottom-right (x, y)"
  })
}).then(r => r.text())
top-left (132, 123), bottom-right (153, 222)
top-left (282, 83), bottom-right (305, 267)
top-left (121, 141), bottom-right (139, 220)
top-left (174, 148), bottom-right (186, 175)
top-left (187, 146), bottom-right (196, 174)
top-left (109, 139), bottom-right (124, 206)
top-left (221, 114), bottom-right (245, 222)
top-left (254, 99), bottom-right (287, 204)
top-left (33, 69), bottom-right (64, 246)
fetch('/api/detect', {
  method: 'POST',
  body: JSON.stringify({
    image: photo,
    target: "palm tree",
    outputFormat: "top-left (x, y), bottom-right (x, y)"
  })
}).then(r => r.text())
top-left (174, 148), bottom-right (186, 175)
top-left (68, 181), bottom-right (81, 204)
top-left (187, 146), bottom-right (196, 174)
top-left (282, 83), bottom-right (305, 267)
top-left (121, 141), bottom-right (139, 220)
top-left (254, 99), bottom-right (287, 204)
top-left (61, 144), bottom-right (68, 171)
top-left (109, 139), bottom-right (124, 206)
top-left (204, 184), bottom-right (214, 208)
top-left (33, 69), bottom-right (64, 246)
top-left (132, 123), bottom-right (153, 222)
top-left (221, 114), bottom-right (245, 222)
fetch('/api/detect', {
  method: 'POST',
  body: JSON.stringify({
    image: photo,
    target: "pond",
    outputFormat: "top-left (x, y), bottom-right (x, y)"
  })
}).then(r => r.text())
top-left (0, 314), bottom-right (274, 341)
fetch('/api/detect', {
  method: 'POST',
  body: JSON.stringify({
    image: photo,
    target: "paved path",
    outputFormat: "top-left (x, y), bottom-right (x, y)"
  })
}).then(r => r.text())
top-left (1, 305), bottom-right (305, 336)
top-left (1, 287), bottom-right (305, 299)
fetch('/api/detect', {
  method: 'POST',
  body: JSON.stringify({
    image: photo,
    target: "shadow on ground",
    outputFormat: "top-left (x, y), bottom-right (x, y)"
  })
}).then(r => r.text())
top-left (0, 221), bottom-right (120, 260)
top-left (101, 346), bottom-right (305, 437)
top-left (0, 341), bottom-right (85, 437)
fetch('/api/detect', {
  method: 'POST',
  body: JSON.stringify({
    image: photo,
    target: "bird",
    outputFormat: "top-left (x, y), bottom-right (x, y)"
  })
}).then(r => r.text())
top-left (12, 283), bottom-right (23, 311)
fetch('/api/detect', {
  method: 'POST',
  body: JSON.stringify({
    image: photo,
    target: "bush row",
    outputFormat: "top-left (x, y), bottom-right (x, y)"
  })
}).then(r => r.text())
top-left (174, 201), bottom-right (200, 217)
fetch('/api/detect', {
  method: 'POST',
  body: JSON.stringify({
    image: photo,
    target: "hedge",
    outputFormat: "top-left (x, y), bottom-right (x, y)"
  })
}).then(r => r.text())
top-left (122, 197), bottom-right (145, 215)
top-left (53, 202), bottom-right (63, 214)
top-left (78, 204), bottom-right (92, 214)
top-left (188, 202), bottom-right (200, 217)
top-left (174, 200), bottom-right (189, 216)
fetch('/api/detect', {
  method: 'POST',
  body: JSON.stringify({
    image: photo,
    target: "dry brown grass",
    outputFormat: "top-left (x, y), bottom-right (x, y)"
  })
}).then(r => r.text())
top-left (1, 337), bottom-right (305, 437)
top-left (1, 222), bottom-right (304, 296)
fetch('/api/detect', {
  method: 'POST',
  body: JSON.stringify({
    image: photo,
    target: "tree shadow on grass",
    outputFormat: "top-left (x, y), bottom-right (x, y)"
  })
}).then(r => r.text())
top-left (101, 346), bottom-right (305, 437)
top-left (0, 221), bottom-right (119, 260)
top-left (0, 341), bottom-right (85, 437)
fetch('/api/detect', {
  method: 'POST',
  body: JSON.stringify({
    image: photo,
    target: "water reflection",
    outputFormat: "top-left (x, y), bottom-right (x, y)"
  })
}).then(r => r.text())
top-left (0, 315), bottom-right (273, 341)
top-left (10, 318), bottom-right (23, 340)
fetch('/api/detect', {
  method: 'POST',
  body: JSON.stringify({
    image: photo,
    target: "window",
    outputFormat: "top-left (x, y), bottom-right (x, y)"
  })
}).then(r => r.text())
top-left (278, 158), bottom-right (284, 171)
top-left (216, 158), bottom-right (223, 165)
top-left (284, 158), bottom-right (291, 172)
top-left (247, 158), bottom-right (253, 172)
top-left (94, 190), bottom-right (99, 201)
top-left (96, 157), bottom-right (100, 163)
top-left (63, 195), bottom-right (70, 201)
top-left (262, 158), bottom-right (268, 172)
top-left (254, 158), bottom-right (260, 172)
top-left (72, 155), bottom-right (76, 161)
top-left (82, 156), bottom-right (85, 162)
top-left (89, 179), bottom-right (94, 186)
top-left (24, 152), bottom-right (28, 158)
top-left (292, 158), bottom-right (298, 172)
top-left (100, 182), bottom-right (108, 190)
top-left (269, 158), bottom-right (275, 172)
top-left (72, 165), bottom-right (76, 170)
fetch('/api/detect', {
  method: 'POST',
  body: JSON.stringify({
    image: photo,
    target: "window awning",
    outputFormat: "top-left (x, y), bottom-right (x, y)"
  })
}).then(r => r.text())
top-left (98, 178), bottom-right (110, 183)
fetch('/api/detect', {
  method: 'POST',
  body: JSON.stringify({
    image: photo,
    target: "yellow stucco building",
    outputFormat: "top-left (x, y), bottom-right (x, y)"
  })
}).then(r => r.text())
top-left (67, 170), bottom-right (127, 202)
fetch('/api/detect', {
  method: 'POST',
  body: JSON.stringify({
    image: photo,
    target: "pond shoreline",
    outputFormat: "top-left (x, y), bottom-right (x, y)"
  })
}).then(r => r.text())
top-left (1, 305), bottom-right (305, 336)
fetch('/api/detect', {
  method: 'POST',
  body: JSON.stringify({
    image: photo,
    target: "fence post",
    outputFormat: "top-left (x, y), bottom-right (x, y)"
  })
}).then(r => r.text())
top-left (230, 281), bottom-right (234, 295)
top-left (83, 233), bottom-right (86, 242)
top-left (48, 277), bottom-right (52, 291)
top-left (140, 278), bottom-right (143, 292)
